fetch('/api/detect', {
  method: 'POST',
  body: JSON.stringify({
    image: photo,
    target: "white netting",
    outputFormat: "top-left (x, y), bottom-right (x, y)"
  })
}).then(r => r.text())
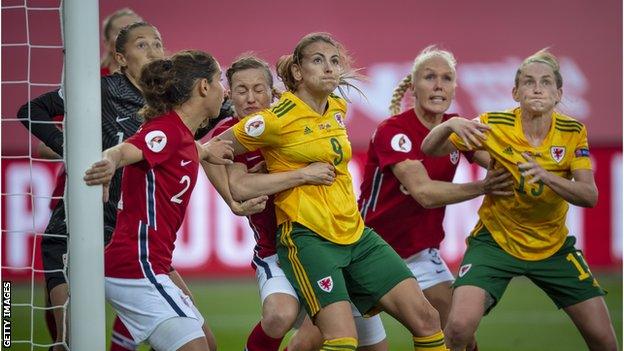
top-left (1, 0), bottom-right (66, 350)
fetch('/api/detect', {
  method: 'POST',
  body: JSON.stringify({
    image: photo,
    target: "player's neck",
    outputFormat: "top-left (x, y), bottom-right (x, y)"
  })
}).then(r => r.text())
top-left (413, 106), bottom-right (444, 130)
top-left (175, 104), bottom-right (203, 134)
top-left (520, 109), bottom-right (552, 146)
top-left (294, 89), bottom-right (328, 115)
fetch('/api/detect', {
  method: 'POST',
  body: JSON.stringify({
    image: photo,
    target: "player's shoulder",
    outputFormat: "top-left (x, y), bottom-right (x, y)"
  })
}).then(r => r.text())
top-left (328, 92), bottom-right (347, 111)
top-left (481, 108), bottom-right (518, 127)
top-left (553, 112), bottom-right (585, 134)
top-left (209, 117), bottom-right (237, 138)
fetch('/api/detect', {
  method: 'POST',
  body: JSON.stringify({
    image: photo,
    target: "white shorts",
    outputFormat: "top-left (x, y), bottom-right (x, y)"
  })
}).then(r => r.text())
top-left (255, 254), bottom-right (306, 328)
top-left (351, 304), bottom-right (387, 346)
top-left (256, 254), bottom-right (387, 345)
top-left (404, 248), bottom-right (454, 290)
top-left (105, 274), bottom-right (204, 344)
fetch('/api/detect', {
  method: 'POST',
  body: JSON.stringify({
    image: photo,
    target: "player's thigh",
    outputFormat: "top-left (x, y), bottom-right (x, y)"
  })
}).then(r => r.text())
top-left (563, 296), bottom-right (618, 350)
top-left (276, 222), bottom-right (351, 318)
top-left (105, 274), bottom-right (204, 343)
top-left (527, 236), bottom-right (606, 309)
top-left (352, 304), bottom-right (386, 348)
top-left (345, 227), bottom-right (414, 316)
top-left (147, 316), bottom-right (207, 351)
top-left (453, 229), bottom-right (523, 313)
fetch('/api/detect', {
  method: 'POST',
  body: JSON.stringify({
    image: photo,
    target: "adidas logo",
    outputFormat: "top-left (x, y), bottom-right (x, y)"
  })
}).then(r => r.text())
top-left (503, 146), bottom-right (513, 155)
top-left (304, 126), bottom-right (313, 135)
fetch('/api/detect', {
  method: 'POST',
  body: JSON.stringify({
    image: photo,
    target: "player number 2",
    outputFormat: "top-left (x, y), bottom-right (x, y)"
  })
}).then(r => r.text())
top-left (566, 252), bottom-right (590, 281)
top-left (171, 175), bottom-right (191, 204)
top-left (330, 137), bottom-right (343, 165)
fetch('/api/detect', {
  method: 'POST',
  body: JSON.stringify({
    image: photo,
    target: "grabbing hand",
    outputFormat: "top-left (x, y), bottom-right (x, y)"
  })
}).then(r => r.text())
top-left (248, 161), bottom-right (268, 174)
top-left (202, 138), bottom-right (234, 165)
top-left (299, 162), bottom-right (336, 186)
top-left (231, 195), bottom-right (268, 216)
top-left (518, 152), bottom-right (550, 184)
top-left (449, 117), bottom-right (490, 149)
top-left (83, 159), bottom-right (115, 202)
top-left (482, 159), bottom-right (514, 196)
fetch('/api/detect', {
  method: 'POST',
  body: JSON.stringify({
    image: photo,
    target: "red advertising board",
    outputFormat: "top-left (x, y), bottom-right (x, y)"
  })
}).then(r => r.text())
top-left (2, 147), bottom-right (621, 281)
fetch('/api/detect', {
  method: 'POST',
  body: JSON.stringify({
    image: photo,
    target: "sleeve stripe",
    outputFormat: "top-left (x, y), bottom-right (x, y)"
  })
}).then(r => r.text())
top-left (275, 103), bottom-right (296, 117)
top-left (487, 111), bottom-right (515, 117)
top-left (555, 127), bottom-right (581, 133)
top-left (489, 121), bottom-right (515, 127)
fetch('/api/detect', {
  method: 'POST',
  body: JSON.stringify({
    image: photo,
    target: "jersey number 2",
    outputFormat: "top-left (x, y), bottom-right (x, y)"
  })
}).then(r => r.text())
top-left (171, 175), bottom-right (191, 204)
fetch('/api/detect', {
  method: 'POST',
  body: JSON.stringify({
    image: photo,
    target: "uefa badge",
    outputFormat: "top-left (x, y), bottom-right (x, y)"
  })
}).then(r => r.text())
top-left (390, 133), bottom-right (412, 153)
top-left (450, 150), bottom-right (460, 165)
top-left (550, 146), bottom-right (566, 164)
top-left (334, 113), bottom-right (345, 128)
top-left (244, 115), bottom-right (265, 137)
top-left (458, 263), bottom-right (472, 278)
top-left (317, 276), bottom-right (334, 292)
top-left (145, 130), bottom-right (167, 153)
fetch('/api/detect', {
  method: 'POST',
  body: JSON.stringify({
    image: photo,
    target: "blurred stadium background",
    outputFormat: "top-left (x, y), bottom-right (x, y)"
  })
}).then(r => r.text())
top-left (2, 0), bottom-right (622, 349)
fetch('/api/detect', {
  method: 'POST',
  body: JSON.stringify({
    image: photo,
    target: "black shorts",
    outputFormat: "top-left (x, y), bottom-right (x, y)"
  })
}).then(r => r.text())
top-left (42, 202), bottom-right (114, 291)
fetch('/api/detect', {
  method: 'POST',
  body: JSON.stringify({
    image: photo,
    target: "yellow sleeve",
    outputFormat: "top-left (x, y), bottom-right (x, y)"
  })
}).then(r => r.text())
top-left (448, 114), bottom-right (487, 151)
top-left (571, 126), bottom-right (592, 171)
top-left (232, 111), bottom-right (281, 152)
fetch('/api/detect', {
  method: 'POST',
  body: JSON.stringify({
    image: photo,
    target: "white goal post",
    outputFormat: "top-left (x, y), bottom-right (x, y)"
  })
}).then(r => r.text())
top-left (63, 0), bottom-right (105, 349)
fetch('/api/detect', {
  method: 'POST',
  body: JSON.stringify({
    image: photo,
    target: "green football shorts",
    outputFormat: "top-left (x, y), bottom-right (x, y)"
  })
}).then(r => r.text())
top-left (454, 226), bottom-right (606, 313)
top-left (276, 221), bottom-right (414, 317)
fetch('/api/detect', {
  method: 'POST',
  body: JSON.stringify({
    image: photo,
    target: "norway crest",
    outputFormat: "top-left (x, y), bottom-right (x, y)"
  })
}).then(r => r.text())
top-left (317, 276), bottom-right (333, 292)
top-left (550, 146), bottom-right (566, 163)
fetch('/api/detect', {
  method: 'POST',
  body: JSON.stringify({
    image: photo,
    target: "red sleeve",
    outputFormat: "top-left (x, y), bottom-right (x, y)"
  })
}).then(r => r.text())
top-left (373, 122), bottom-right (423, 170)
top-left (125, 120), bottom-right (182, 168)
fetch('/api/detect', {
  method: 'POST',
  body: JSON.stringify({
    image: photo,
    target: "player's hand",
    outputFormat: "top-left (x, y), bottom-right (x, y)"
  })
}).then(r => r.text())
top-left (518, 152), bottom-right (551, 184)
top-left (298, 162), bottom-right (336, 186)
top-left (248, 161), bottom-right (268, 174)
top-left (84, 159), bottom-right (115, 202)
top-left (481, 159), bottom-right (514, 196)
top-left (231, 195), bottom-right (268, 216)
top-left (202, 138), bottom-right (234, 165)
top-left (448, 117), bottom-right (490, 149)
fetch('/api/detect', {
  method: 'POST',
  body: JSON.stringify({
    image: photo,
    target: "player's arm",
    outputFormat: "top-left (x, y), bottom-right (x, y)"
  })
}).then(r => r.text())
top-left (202, 161), bottom-right (267, 216)
top-left (392, 158), bottom-right (513, 209)
top-left (203, 127), bottom-right (249, 157)
top-left (421, 116), bottom-right (490, 156)
top-left (518, 153), bottom-right (598, 207)
top-left (37, 142), bottom-right (61, 159)
top-left (83, 142), bottom-right (143, 202)
top-left (17, 90), bottom-right (65, 156)
top-left (227, 161), bottom-right (335, 201)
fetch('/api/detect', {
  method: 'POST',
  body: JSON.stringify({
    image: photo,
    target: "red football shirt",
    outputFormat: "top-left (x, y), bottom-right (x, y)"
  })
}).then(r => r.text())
top-left (105, 110), bottom-right (199, 278)
top-left (358, 109), bottom-right (463, 258)
top-left (211, 118), bottom-right (277, 267)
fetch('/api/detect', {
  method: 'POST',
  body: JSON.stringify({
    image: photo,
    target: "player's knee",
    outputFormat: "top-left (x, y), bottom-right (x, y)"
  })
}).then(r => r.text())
top-left (411, 304), bottom-right (441, 335)
top-left (443, 317), bottom-right (473, 347)
top-left (262, 308), bottom-right (298, 337)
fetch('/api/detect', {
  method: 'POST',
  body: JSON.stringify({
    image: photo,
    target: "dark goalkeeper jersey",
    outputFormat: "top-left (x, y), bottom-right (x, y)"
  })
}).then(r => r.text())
top-left (18, 72), bottom-right (144, 238)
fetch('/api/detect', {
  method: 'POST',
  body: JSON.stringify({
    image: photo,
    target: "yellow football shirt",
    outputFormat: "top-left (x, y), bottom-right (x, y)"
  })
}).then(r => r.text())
top-left (449, 108), bottom-right (592, 260)
top-left (232, 91), bottom-right (364, 244)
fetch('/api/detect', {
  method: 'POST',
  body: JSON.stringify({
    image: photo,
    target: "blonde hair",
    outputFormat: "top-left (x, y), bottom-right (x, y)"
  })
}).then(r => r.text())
top-left (276, 32), bottom-right (363, 100)
top-left (388, 45), bottom-right (457, 115)
top-left (515, 48), bottom-right (562, 89)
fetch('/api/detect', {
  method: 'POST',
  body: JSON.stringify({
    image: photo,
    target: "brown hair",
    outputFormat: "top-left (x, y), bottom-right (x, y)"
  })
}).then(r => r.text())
top-left (275, 32), bottom-right (362, 99)
top-left (389, 45), bottom-right (457, 115)
top-left (101, 8), bottom-right (141, 68)
top-left (138, 50), bottom-right (219, 120)
top-left (514, 48), bottom-right (562, 89)
top-left (226, 54), bottom-right (280, 99)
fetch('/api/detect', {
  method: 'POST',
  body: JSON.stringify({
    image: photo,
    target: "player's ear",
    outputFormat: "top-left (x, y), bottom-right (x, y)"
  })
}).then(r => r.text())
top-left (512, 86), bottom-right (520, 102)
top-left (114, 52), bottom-right (127, 69)
top-left (198, 78), bottom-right (210, 97)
